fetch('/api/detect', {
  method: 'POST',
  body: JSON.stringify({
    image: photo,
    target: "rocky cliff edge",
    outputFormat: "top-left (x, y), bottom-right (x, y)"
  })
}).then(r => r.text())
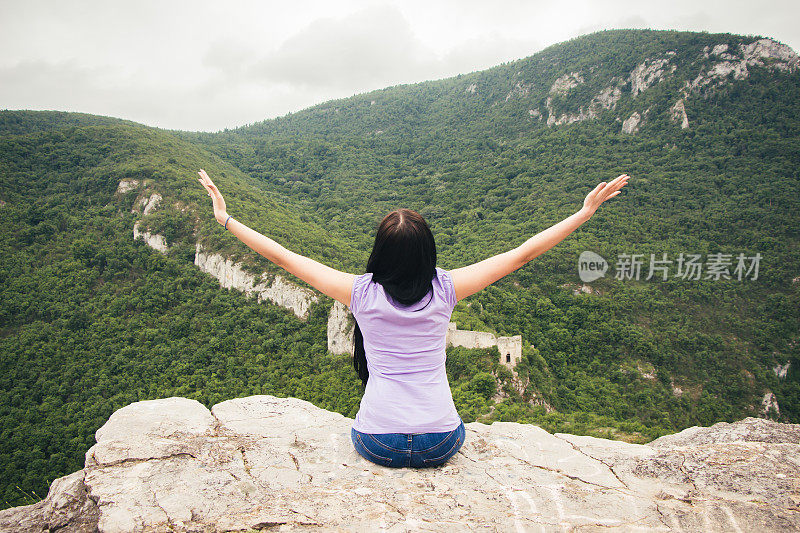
top-left (1, 395), bottom-right (798, 532)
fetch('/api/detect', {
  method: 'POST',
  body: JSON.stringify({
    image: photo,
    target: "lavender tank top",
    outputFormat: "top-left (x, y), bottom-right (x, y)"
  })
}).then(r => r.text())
top-left (348, 266), bottom-right (462, 433)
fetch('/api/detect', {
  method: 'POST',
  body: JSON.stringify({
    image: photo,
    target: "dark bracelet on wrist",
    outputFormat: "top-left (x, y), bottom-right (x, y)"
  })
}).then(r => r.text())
top-left (224, 215), bottom-right (232, 230)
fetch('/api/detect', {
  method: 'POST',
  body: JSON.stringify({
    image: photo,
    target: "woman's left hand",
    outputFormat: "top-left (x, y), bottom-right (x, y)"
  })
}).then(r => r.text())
top-left (197, 169), bottom-right (228, 225)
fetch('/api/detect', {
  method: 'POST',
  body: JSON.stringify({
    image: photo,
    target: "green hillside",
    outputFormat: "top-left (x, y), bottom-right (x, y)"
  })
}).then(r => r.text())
top-left (1, 28), bottom-right (799, 509)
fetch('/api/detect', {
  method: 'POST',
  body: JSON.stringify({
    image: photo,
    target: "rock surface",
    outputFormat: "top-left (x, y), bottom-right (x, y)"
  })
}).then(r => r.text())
top-left (505, 81), bottom-right (533, 101)
top-left (545, 84), bottom-right (623, 127)
top-left (774, 362), bottom-right (791, 379)
top-left (669, 99), bottom-right (690, 129)
top-left (132, 220), bottom-right (169, 254)
top-left (621, 112), bottom-right (641, 134)
top-left (548, 72), bottom-right (584, 96)
top-left (115, 179), bottom-right (140, 194)
top-left (544, 72), bottom-right (624, 127)
top-left (194, 243), bottom-right (318, 320)
top-left (629, 56), bottom-right (675, 97)
top-left (688, 38), bottom-right (799, 96)
top-left (2, 395), bottom-right (798, 532)
top-left (327, 300), bottom-right (355, 355)
top-left (536, 39), bottom-right (797, 132)
top-left (762, 390), bottom-right (781, 417)
top-left (140, 193), bottom-right (162, 216)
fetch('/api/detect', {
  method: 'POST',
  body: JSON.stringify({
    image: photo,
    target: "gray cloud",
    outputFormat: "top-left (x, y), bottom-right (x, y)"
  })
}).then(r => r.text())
top-left (204, 5), bottom-right (541, 97)
top-left (0, 60), bottom-right (117, 111)
top-left (1, 0), bottom-right (798, 131)
top-left (208, 5), bottom-right (439, 89)
top-left (440, 34), bottom-right (543, 75)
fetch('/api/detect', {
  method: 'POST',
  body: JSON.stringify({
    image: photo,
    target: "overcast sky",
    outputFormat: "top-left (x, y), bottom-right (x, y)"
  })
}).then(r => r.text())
top-left (1, 0), bottom-right (797, 132)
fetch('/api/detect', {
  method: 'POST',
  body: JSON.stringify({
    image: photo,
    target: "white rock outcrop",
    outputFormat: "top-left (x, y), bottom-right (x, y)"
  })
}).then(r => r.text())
top-left (194, 243), bottom-right (318, 320)
top-left (141, 193), bottom-right (161, 216)
top-left (131, 192), bottom-right (162, 215)
top-left (709, 43), bottom-right (731, 57)
top-left (2, 395), bottom-right (798, 532)
top-left (545, 76), bottom-right (623, 127)
top-left (327, 300), bottom-right (354, 355)
top-left (762, 390), bottom-right (781, 417)
top-left (593, 84), bottom-right (623, 109)
top-left (669, 98), bottom-right (690, 129)
top-left (132, 220), bottom-right (169, 254)
top-left (774, 362), bottom-right (791, 379)
top-left (688, 38), bottom-right (800, 96)
top-left (621, 112), bottom-right (641, 134)
top-left (575, 283), bottom-right (596, 295)
top-left (559, 282), bottom-right (601, 296)
top-left (505, 81), bottom-right (533, 101)
top-left (127, 189), bottom-right (165, 254)
top-left (549, 72), bottom-right (584, 96)
top-left (629, 57), bottom-right (675, 97)
top-left (115, 179), bottom-right (140, 194)
top-left (742, 38), bottom-right (800, 70)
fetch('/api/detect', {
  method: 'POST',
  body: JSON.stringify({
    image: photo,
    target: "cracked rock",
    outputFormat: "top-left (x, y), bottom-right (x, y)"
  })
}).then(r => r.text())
top-left (1, 396), bottom-right (798, 532)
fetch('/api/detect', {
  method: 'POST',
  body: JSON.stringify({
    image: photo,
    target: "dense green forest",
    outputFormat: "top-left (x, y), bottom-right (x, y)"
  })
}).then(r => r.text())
top-left (1, 29), bottom-right (799, 509)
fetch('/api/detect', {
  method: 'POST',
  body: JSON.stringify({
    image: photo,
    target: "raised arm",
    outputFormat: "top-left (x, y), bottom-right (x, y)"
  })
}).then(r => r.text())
top-left (197, 169), bottom-right (356, 307)
top-left (450, 174), bottom-right (630, 302)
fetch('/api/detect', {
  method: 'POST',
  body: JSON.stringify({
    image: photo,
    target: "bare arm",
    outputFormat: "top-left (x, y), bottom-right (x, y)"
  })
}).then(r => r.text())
top-left (224, 217), bottom-right (356, 306)
top-left (197, 169), bottom-right (356, 307)
top-left (450, 174), bottom-right (630, 301)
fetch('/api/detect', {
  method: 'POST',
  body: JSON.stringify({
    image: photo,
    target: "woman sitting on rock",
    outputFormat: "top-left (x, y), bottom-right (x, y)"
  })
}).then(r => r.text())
top-left (198, 169), bottom-right (629, 468)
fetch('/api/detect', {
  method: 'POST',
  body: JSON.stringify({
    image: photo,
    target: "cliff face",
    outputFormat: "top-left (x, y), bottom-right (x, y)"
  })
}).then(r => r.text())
top-left (539, 37), bottom-right (799, 134)
top-left (2, 395), bottom-right (798, 532)
top-left (193, 243), bottom-right (318, 320)
top-left (132, 221), bottom-right (169, 254)
top-left (327, 300), bottom-right (355, 355)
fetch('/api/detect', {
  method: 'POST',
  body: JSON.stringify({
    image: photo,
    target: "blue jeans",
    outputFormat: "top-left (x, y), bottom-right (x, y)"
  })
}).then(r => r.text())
top-left (351, 420), bottom-right (466, 468)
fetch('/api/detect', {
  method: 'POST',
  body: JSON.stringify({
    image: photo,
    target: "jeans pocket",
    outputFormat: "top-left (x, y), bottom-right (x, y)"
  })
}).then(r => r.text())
top-left (367, 433), bottom-right (407, 454)
top-left (422, 434), bottom-right (462, 465)
top-left (416, 428), bottom-right (456, 453)
top-left (354, 433), bottom-right (393, 467)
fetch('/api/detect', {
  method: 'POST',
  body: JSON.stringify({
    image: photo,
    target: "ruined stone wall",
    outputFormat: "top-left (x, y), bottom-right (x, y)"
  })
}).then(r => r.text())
top-left (446, 322), bottom-right (524, 369)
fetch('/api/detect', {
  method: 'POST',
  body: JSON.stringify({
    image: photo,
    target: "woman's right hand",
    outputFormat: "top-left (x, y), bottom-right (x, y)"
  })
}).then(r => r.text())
top-left (197, 169), bottom-right (229, 225)
top-left (581, 174), bottom-right (630, 218)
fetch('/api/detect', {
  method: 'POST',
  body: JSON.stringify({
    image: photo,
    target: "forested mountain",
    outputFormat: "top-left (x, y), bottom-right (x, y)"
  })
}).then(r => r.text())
top-left (1, 29), bottom-right (798, 509)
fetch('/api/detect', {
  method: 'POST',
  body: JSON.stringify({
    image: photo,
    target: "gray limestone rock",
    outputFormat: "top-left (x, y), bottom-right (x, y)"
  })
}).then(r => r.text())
top-left (132, 220), bottom-right (169, 254)
top-left (327, 300), bottom-right (355, 355)
top-left (2, 396), bottom-right (798, 532)
top-left (194, 243), bottom-right (318, 320)
top-left (629, 57), bottom-right (675, 97)
top-left (621, 112), bottom-right (641, 134)
top-left (688, 38), bottom-right (799, 97)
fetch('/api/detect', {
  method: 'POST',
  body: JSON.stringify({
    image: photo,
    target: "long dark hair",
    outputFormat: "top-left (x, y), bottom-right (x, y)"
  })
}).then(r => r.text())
top-left (353, 208), bottom-right (437, 386)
